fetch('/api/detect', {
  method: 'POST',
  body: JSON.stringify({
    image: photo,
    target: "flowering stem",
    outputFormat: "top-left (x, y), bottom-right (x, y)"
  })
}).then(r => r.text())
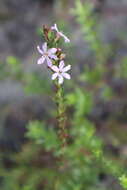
top-left (37, 23), bottom-right (71, 148)
top-left (55, 83), bottom-right (67, 148)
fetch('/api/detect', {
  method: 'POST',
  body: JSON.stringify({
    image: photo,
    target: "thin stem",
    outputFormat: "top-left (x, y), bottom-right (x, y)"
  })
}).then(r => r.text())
top-left (55, 83), bottom-right (67, 148)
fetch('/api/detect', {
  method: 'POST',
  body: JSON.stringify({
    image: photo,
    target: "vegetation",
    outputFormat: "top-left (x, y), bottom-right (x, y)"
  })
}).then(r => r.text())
top-left (0, 0), bottom-right (127, 189)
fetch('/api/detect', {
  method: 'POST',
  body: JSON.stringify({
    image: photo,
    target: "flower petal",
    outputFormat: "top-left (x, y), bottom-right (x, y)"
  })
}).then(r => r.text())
top-left (62, 65), bottom-right (71, 72)
top-left (51, 66), bottom-right (59, 72)
top-left (59, 60), bottom-right (65, 70)
top-left (42, 42), bottom-right (47, 52)
top-left (49, 54), bottom-right (58, 60)
top-left (51, 23), bottom-right (58, 32)
top-left (58, 75), bottom-right (64, 84)
top-left (51, 24), bottom-right (70, 43)
top-left (46, 57), bottom-right (52, 67)
top-left (48, 48), bottom-right (57, 54)
top-left (64, 36), bottom-right (70, 43)
top-left (37, 46), bottom-right (43, 55)
top-left (52, 73), bottom-right (58, 80)
top-left (59, 32), bottom-right (70, 43)
top-left (37, 57), bottom-right (45, 64)
top-left (62, 73), bottom-right (71, 80)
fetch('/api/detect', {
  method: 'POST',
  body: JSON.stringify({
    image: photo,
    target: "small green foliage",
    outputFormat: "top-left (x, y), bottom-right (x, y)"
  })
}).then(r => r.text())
top-left (26, 121), bottom-right (45, 142)
top-left (26, 121), bottom-right (60, 151)
top-left (101, 85), bottom-right (114, 100)
top-left (80, 65), bottom-right (104, 84)
top-left (6, 56), bottom-right (22, 79)
top-left (36, 27), bottom-right (43, 37)
top-left (24, 72), bottom-right (51, 95)
top-left (72, 0), bottom-right (109, 64)
top-left (121, 58), bottom-right (127, 78)
top-left (66, 93), bottom-right (77, 105)
top-left (119, 175), bottom-right (127, 189)
top-left (6, 56), bottom-right (20, 66)
top-left (74, 88), bottom-right (93, 118)
top-left (116, 56), bottom-right (127, 79)
top-left (3, 56), bottom-right (51, 95)
top-left (22, 185), bottom-right (33, 190)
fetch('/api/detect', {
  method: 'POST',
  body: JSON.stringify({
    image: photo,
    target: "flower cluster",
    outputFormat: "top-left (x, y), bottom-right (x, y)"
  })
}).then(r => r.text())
top-left (37, 24), bottom-right (71, 84)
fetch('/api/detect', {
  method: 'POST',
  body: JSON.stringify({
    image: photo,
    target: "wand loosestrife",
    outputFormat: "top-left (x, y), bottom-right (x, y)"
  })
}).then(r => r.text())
top-left (37, 24), bottom-right (71, 147)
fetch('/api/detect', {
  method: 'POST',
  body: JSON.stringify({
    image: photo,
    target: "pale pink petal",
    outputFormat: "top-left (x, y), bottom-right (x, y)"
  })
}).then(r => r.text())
top-left (37, 57), bottom-right (45, 64)
top-left (58, 31), bottom-right (64, 37)
top-left (51, 73), bottom-right (58, 80)
top-left (51, 24), bottom-right (55, 30)
top-left (58, 31), bottom-right (64, 39)
top-left (51, 65), bottom-right (59, 72)
top-left (54, 23), bottom-right (58, 31)
top-left (51, 24), bottom-right (70, 43)
top-left (42, 42), bottom-right (47, 52)
top-left (49, 54), bottom-right (58, 60)
top-left (46, 57), bottom-right (52, 67)
top-left (59, 32), bottom-right (70, 43)
top-left (59, 60), bottom-right (65, 70)
top-left (64, 36), bottom-right (70, 43)
top-left (58, 75), bottom-right (64, 84)
top-left (62, 73), bottom-right (71, 79)
top-left (51, 23), bottom-right (58, 32)
top-left (62, 65), bottom-right (71, 72)
top-left (37, 46), bottom-right (43, 55)
top-left (48, 48), bottom-right (57, 54)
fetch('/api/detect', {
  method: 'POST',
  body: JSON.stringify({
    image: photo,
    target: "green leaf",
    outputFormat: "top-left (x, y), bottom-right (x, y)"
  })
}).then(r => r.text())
top-left (6, 56), bottom-right (20, 66)
top-left (119, 175), bottom-right (127, 189)
top-left (26, 121), bottom-right (60, 150)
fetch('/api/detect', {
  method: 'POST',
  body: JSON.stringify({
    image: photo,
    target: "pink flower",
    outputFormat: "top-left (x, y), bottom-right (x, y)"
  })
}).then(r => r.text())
top-left (51, 60), bottom-right (71, 84)
top-left (37, 42), bottom-right (58, 67)
top-left (51, 24), bottom-right (70, 43)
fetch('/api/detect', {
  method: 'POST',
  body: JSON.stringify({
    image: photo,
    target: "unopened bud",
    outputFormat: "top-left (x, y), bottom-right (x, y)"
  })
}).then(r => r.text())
top-left (43, 25), bottom-right (50, 41)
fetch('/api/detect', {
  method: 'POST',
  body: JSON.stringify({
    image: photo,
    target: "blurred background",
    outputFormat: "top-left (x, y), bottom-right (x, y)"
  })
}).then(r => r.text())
top-left (1, 0), bottom-right (127, 189)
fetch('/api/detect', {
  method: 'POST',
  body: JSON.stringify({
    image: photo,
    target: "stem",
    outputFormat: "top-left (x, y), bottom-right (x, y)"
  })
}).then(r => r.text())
top-left (55, 83), bottom-right (67, 148)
